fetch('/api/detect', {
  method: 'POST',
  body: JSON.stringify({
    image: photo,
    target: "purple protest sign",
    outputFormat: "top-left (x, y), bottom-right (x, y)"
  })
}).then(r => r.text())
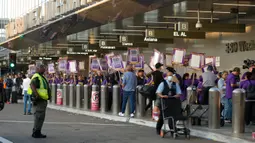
top-left (135, 55), bottom-right (144, 69)
top-left (48, 63), bottom-right (55, 74)
top-left (90, 57), bottom-right (100, 70)
top-left (58, 59), bottom-right (67, 71)
top-left (172, 48), bottom-right (186, 65)
top-left (153, 49), bottom-right (160, 66)
top-left (69, 60), bottom-right (77, 73)
top-left (99, 59), bottom-right (108, 71)
top-left (189, 53), bottom-right (202, 69)
top-left (105, 53), bottom-right (114, 68)
top-left (205, 56), bottom-right (216, 66)
top-left (127, 48), bottom-right (139, 64)
top-left (111, 55), bottom-right (123, 70)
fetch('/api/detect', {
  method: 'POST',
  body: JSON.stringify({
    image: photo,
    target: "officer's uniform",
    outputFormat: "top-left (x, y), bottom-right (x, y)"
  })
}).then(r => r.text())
top-left (155, 79), bottom-right (182, 134)
top-left (27, 73), bottom-right (50, 138)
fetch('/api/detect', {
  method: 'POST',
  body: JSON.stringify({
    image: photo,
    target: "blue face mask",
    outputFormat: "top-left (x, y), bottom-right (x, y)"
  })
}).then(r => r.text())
top-left (167, 76), bottom-right (173, 81)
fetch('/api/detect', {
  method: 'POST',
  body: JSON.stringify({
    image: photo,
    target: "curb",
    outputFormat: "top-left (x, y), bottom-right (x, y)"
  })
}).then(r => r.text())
top-left (47, 104), bottom-right (252, 143)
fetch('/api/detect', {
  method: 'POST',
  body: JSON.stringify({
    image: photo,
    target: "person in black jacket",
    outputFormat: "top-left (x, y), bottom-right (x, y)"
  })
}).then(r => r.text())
top-left (155, 67), bottom-right (182, 135)
top-left (146, 63), bottom-right (164, 111)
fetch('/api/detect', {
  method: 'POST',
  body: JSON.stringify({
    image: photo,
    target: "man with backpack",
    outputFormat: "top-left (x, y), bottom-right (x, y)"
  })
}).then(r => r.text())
top-left (5, 75), bottom-right (13, 104)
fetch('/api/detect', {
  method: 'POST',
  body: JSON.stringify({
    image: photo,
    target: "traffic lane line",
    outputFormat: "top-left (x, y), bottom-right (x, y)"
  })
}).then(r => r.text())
top-left (0, 137), bottom-right (13, 143)
top-left (0, 120), bottom-right (131, 127)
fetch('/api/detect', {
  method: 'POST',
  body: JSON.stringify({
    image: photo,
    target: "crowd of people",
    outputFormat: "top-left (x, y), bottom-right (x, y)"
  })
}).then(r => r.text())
top-left (0, 62), bottom-right (254, 136)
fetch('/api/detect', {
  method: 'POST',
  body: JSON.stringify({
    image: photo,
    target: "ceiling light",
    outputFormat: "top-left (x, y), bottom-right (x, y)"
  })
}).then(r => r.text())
top-left (213, 3), bottom-right (255, 7)
top-left (186, 10), bottom-right (246, 14)
top-left (164, 16), bottom-right (219, 20)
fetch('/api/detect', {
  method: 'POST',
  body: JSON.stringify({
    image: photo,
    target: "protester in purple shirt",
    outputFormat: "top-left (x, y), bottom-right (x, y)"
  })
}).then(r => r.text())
top-left (77, 75), bottom-right (85, 85)
top-left (224, 67), bottom-right (240, 121)
top-left (54, 75), bottom-right (63, 84)
top-left (181, 73), bottom-right (192, 101)
top-left (191, 73), bottom-right (199, 87)
top-left (240, 72), bottom-right (252, 89)
top-left (63, 75), bottom-right (71, 84)
top-left (241, 72), bottom-right (248, 81)
top-left (197, 76), bottom-right (203, 104)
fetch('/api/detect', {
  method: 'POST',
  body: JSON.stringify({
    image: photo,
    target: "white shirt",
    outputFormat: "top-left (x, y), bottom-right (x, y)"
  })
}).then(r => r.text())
top-left (22, 78), bottom-right (31, 91)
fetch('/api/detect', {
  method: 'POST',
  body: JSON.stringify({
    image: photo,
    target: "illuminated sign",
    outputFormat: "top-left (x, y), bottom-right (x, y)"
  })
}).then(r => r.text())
top-left (67, 51), bottom-right (89, 55)
top-left (145, 29), bottom-right (205, 39)
top-left (173, 31), bottom-right (187, 37)
top-left (144, 37), bottom-right (158, 42)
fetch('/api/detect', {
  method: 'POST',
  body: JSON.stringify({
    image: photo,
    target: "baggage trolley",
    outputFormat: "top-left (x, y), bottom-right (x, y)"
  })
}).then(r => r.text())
top-left (160, 97), bottom-right (190, 139)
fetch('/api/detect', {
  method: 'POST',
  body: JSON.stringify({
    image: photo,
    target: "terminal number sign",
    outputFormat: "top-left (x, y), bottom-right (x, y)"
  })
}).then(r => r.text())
top-left (225, 40), bottom-right (255, 53)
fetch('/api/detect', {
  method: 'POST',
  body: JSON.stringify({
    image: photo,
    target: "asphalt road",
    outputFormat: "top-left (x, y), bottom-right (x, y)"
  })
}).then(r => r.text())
top-left (0, 103), bottom-right (221, 143)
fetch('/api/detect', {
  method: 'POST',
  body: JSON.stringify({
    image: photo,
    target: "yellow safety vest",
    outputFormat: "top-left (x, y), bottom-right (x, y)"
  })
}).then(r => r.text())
top-left (27, 73), bottom-right (49, 100)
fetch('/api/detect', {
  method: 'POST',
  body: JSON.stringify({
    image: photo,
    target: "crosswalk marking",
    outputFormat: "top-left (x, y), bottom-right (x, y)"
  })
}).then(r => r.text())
top-left (0, 137), bottom-right (13, 143)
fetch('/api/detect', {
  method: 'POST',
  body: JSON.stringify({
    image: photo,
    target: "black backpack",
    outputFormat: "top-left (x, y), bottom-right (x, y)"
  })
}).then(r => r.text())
top-left (246, 81), bottom-right (255, 100)
top-left (139, 85), bottom-right (157, 100)
top-left (6, 79), bottom-right (13, 88)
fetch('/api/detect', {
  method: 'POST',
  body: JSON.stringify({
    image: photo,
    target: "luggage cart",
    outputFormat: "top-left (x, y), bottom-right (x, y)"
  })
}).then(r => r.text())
top-left (160, 97), bottom-right (190, 139)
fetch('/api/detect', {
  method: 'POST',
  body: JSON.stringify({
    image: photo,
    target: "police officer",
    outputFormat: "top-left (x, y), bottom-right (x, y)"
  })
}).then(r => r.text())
top-left (27, 64), bottom-right (51, 138)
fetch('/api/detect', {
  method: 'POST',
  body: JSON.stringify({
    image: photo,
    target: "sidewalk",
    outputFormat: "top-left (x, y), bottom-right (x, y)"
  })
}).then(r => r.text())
top-left (47, 104), bottom-right (254, 143)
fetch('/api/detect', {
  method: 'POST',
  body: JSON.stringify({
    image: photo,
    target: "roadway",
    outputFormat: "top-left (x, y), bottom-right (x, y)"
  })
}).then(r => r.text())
top-left (0, 103), bottom-right (221, 143)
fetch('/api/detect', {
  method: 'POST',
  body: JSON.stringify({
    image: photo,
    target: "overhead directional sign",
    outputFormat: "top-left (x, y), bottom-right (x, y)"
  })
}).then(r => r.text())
top-left (67, 45), bottom-right (98, 55)
top-left (119, 35), bottom-right (174, 44)
top-left (99, 40), bottom-right (148, 49)
top-left (145, 29), bottom-right (206, 39)
top-left (31, 57), bottom-right (59, 61)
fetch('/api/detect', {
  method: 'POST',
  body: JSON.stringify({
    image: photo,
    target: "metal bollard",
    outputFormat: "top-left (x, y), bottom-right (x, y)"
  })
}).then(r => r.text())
top-left (51, 83), bottom-right (56, 104)
top-left (69, 84), bottom-right (74, 108)
top-left (187, 86), bottom-right (197, 104)
top-left (125, 98), bottom-right (131, 116)
top-left (112, 85), bottom-right (121, 115)
top-left (208, 87), bottom-right (221, 129)
top-left (91, 85), bottom-right (100, 111)
top-left (84, 84), bottom-right (90, 110)
top-left (76, 84), bottom-right (81, 109)
top-left (101, 85), bottom-right (108, 113)
top-left (63, 84), bottom-right (68, 106)
top-left (136, 85), bottom-right (145, 118)
top-left (232, 89), bottom-right (245, 134)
